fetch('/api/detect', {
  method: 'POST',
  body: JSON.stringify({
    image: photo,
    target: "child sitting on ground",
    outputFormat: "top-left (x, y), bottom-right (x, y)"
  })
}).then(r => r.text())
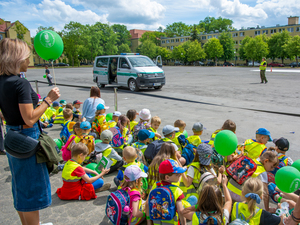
top-left (60, 108), bottom-right (76, 144)
top-left (73, 100), bottom-right (83, 121)
top-left (56, 143), bottom-right (110, 200)
top-left (182, 175), bottom-right (232, 225)
top-left (116, 115), bottom-right (131, 147)
top-left (172, 119), bottom-right (186, 151)
top-left (208, 119), bottom-right (236, 147)
top-left (187, 122), bottom-right (204, 147)
top-left (243, 128), bottom-right (272, 160)
top-left (148, 116), bottom-right (162, 141)
top-left (107, 111), bottom-right (121, 128)
top-left (92, 103), bottom-right (109, 137)
top-left (149, 159), bottom-right (187, 225)
top-left (126, 109), bottom-right (138, 133)
top-left (231, 178), bottom-right (285, 225)
top-left (132, 108), bottom-right (151, 142)
top-left (114, 146), bottom-right (148, 187)
top-left (94, 129), bottom-right (123, 174)
top-left (132, 129), bottom-right (155, 163)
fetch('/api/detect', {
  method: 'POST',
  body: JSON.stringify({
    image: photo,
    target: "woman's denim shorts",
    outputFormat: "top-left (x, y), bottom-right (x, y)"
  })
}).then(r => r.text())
top-left (6, 123), bottom-right (52, 212)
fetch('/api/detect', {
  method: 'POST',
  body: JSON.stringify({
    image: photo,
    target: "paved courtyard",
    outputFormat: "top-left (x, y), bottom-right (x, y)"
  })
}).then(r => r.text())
top-left (0, 66), bottom-right (299, 224)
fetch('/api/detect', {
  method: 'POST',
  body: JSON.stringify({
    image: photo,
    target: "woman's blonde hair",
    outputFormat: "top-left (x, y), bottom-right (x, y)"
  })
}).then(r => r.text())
top-left (0, 38), bottom-right (31, 76)
top-left (242, 178), bottom-right (263, 219)
top-left (121, 176), bottom-right (142, 190)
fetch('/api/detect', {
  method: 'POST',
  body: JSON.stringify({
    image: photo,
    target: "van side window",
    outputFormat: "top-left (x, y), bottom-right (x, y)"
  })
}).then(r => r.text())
top-left (119, 58), bottom-right (130, 69)
top-left (96, 58), bottom-right (108, 68)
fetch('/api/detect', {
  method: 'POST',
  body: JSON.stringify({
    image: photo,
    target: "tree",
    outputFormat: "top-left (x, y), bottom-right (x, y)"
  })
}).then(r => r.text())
top-left (164, 22), bottom-right (192, 37)
top-left (36, 26), bottom-right (55, 33)
top-left (203, 38), bottom-right (224, 65)
top-left (171, 45), bottom-right (186, 62)
top-left (13, 21), bottom-right (28, 41)
top-left (244, 35), bottom-right (269, 64)
top-left (118, 43), bottom-right (131, 54)
top-left (140, 31), bottom-right (166, 46)
top-left (111, 24), bottom-right (131, 46)
top-left (199, 16), bottom-right (234, 33)
top-left (218, 32), bottom-right (235, 62)
top-left (190, 24), bottom-right (200, 42)
top-left (186, 40), bottom-right (206, 63)
top-left (137, 40), bottom-right (158, 59)
top-left (268, 31), bottom-right (291, 63)
top-left (238, 36), bottom-right (252, 63)
top-left (267, 34), bottom-right (278, 62)
top-left (156, 47), bottom-right (171, 61)
top-left (285, 35), bottom-right (300, 67)
top-left (157, 26), bottom-right (164, 32)
top-left (181, 41), bottom-right (193, 63)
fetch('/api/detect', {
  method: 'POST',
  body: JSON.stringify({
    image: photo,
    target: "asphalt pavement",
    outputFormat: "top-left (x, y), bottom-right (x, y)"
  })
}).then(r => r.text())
top-left (0, 66), bottom-right (299, 224)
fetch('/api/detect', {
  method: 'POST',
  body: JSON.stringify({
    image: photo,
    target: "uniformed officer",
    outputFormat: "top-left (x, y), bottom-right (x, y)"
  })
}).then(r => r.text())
top-left (259, 57), bottom-right (267, 83)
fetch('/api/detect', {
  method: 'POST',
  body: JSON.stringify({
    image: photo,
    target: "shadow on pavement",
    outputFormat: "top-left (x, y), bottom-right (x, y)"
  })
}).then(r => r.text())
top-left (50, 193), bottom-right (73, 207)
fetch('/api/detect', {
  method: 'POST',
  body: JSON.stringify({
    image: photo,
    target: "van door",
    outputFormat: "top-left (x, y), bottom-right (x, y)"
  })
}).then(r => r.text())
top-left (94, 57), bottom-right (109, 85)
top-left (117, 57), bottom-right (132, 85)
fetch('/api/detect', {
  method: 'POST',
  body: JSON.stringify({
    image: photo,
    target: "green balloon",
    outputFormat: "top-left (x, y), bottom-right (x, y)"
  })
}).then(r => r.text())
top-left (275, 166), bottom-right (300, 193)
top-left (34, 30), bottom-right (64, 61)
top-left (106, 113), bottom-right (113, 122)
top-left (95, 139), bottom-right (102, 144)
top-left (292, 159), bottom-right (300, 172)
top-left (183, 130), bottom-right (188, 138)
top-left (86, 163), bottom-right (98, 177)
top-left (53, 138), bottom-right (63, 150)
top-left (43, 75), bottom-right (46, 78)
top-left (214, 130), bottom-right (238, 156)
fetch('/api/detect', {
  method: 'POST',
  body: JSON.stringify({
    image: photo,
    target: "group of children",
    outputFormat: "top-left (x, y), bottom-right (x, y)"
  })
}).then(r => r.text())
top-left (47, 100), bottom-right (295, 225)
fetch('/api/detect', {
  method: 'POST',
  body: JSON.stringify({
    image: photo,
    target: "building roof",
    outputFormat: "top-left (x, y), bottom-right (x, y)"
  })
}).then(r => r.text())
top-left (0, 19), bottom-right (6, 32)
top-left (129, 29), bottom-right (152, 39)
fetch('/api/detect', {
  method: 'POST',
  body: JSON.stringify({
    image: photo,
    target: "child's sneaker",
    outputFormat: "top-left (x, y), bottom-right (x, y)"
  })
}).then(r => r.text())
top-left (268, 182), bottom-right (280, 203)
top-left (95, 183), bottom-right (111, 193)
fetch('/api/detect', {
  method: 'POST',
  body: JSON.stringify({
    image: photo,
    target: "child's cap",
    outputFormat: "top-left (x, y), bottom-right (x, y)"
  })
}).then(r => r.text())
top-left (197, 143), bottom-right (213, 166)
top-left (52, 101), bottom-right (59, 107)
top-left (97, 103), bottom-right (109, 110)
top-left (80, 121), bottom-right (91, 130)
top-left (113, 111), bottom-right (121, 117)
top-left (139, 109), bottom-right (151, 120)
top-left (162, 125), bottom-right (179, 136)
top-left (73, 100), bottom-right (83, 105)
top-left (100, 130), bottom-right (113, 142)
top-left (138, 129), bottom-right (155, 141)
top-left (256, 128), bottom-right (272, 141)
top-left (124, 165), bottom-right (148, 182)
top-left (59, 100), bottom-right (67, 105)
top-left (159, 159), bottom-right (187, 174)
top-left (192, 122), bottom-right (204, 132)
top-left (273, 137), bottom-right (289, 151)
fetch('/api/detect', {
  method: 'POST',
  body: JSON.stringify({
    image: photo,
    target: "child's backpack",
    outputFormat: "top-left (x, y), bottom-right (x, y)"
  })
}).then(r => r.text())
top-left (92, 115), bottom-right (108, 135)
top-left (226, 156), bottom-right (257, 185)
top-left (61, 136), bottom-right (76, 161)
top-left (109, 127), bottom-right (124, 148)
top-left (267, 155), bottom-right (288, 183)
top-left (144, 140), bottom-right (174, 165)
top-left (78, 135), bottom-right (94, 154)
top-left (148, 182), bottom-right (176, 221)
top-left (195, 211), bottom-right (220, 225)
top-left (60, 121), bottom-right (72, 144)
top-left (211, 149), bottom-right (224, 166)
top-left (106, 187), bottom-right (140, 225)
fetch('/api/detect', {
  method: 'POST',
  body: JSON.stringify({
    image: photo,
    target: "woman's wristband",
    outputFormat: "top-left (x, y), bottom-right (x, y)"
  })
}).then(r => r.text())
top-left (43, 99), bottom-right (51, 107)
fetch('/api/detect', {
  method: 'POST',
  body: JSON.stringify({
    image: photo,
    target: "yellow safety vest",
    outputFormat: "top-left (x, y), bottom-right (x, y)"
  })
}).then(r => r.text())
top-left (228, 159), bottom-right (266, 196)
top-left (130, 121), bottom-right (138, 132)
top-left (244, 139), bottom-right (267, 160)
top-left (103, 147), bottom-right (118, 166)
top-left (53, 111), bottom-right (64, 124)
top-left (208, 129), bottom-right (221, 147)
top-left (183, 162), bottom-right (202, 201)
top-left (40, 113), bottom-right (48, 123)
top-left (259, 61), bottom-right (267, 70)
top-left (148, 127), bottom-right (159, 141)
top-left (187, 135), bottom-right (201, 147)
top-left (62, 159), bottom-right (82, 182)
top-left (44, 107), bottom-right (55, 120)
top-left (152, 184), bottom-right (183, 225)
top-left (172, 131), bottom-right (183, 152)
top-left (132, 142), bottom-right (147, 154)
top-left (192, 211), bottom-right (226, 225)
top-left (231, 202), bottom-right (263, 225)
top-left (107, 120), bottom-right (117, 128)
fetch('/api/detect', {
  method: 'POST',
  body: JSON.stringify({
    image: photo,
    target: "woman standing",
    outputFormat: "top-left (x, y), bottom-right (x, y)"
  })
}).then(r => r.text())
top-left (0, 38), bottom-right (60, 225)
top-left (82, 86), bottom-right (106, 123)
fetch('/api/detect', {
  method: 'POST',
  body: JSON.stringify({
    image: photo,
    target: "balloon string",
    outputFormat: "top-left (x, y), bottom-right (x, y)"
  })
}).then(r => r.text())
top-left (51, 61), bottom-right (57, 87)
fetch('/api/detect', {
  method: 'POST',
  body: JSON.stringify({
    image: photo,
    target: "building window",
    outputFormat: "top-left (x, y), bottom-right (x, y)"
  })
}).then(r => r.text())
top-left (239, 40), bottom-right (242, 44)
top-left (234, 40), bottom-right (238, 44)
top-left (232, 33), bottom-right (238, 37)
top-left (287, 27), bottom-right (294, 32)
top-left (255, 30), bottom-right (260, 35)
top-left (167, 46), bottom-right (170, 49)
top-left (207, 35), bottom-right (212, 39)
top-left (270, 29), bottom-right (276, 34)
top-left (297, 27), bottom-right (300, 32)
top-left (262, 30), bottom-right (268, 34)
top-left (171, 39), bottom-right (174, 43)
top-left (166, 40), bottom-right (169, 43)
top-left (239, 32), bottom-right (245, 37)
top-left (279, 28), bottom-right (285, 32)
top-left (213, 35), bottom-right (218, 38)
top-left (162, 40), bottom-right (165, 44)
top-left (180, 38), bottom-right (184, 42)
top-left (176, 39), bottom-right (179, 42)
top-left (170, 46), bottom-right (174, 50)
top-left (201, 36), bottom-right (206, 40)
top-left (186, 38), bottom-right (189, 41)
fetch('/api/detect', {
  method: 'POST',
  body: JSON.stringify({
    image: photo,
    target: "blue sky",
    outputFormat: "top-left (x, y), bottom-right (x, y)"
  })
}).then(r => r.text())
top-left (0, 0), bottom-right (299, 36)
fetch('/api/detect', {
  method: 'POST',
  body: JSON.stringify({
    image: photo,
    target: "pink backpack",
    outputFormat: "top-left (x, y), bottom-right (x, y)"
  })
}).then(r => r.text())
top-left (61, 136), bottom-right (76, 161)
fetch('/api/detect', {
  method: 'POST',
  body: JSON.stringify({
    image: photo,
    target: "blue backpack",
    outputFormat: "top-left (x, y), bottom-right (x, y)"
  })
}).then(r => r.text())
top-left (109, 127), bottom-right (124, 148)
top-left (178, 134), bottom-right (195, 166)
top-left (60, 121), bottom-right (71, 144)
top-left (148, 182), bottom-right (176, 221)
top-left (195, 211), bottom-right (219, 225)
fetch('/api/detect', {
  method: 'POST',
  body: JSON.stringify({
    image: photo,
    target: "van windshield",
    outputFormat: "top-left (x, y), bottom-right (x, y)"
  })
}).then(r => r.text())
top-left (128, 57), bottom-right (155, 67)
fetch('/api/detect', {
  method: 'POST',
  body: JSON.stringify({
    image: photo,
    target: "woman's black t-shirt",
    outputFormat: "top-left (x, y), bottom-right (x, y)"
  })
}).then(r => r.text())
top-left (0, 75), bottom-right (38, 125)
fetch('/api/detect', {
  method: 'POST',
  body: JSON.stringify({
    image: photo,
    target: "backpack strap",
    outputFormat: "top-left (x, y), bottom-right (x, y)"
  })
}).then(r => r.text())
top-left (64, 135), bottom-right (76, 149)
top-left (196, 211), bottom-right (201, 221)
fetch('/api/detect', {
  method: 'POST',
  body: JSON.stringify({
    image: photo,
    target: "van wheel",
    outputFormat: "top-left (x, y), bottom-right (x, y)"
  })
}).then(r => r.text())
top-left (154, 86), bottom-right (162, 90)
top-left (128, 79), bottom-right (139, 92)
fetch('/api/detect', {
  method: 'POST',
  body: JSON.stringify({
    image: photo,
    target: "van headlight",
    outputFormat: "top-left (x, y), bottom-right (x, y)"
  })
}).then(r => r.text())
top-left (137, 73), bottom-right (147, 78)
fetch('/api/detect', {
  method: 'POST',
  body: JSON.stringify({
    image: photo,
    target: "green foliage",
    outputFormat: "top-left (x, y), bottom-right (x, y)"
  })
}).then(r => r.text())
top-left (171, 45), bottom-right (186, 61)
top-left (156, 47), bottom-right (171, 60)
top-left (203, 38), bottom-right (224, 63)
top-left (13, 21), bottom-right (28, 40)
top-left (267, 34), bottom-right (278, 62)
top-left (218, 32), bottom-right (235, 61)
top-left (118, 43), bottom-right (131, 54)
top-left (238, 36), bottom-right (251, 61)
top-left (199, 16), bottom-right (234, 33)
top-left (111, 24), bottom-right (131, 46)
top-left (140, 31), bottom-right (166, 46)
top-left (244, 35), bottom-right (269, 62)
top-left (268, 31), bottom-right (291, 63)
top-left (285, 35), bottom-right (300, 66)
top-left (137, 40), bottom-right (158, 59)
top-left (164, 22), bottom-right (192, 37)
top-left (186, 40), bottom-right (206, 62)
top-left (190, 24), bottom-right (200, 42)
top-left (37, 26), bottom-right (55, 33)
